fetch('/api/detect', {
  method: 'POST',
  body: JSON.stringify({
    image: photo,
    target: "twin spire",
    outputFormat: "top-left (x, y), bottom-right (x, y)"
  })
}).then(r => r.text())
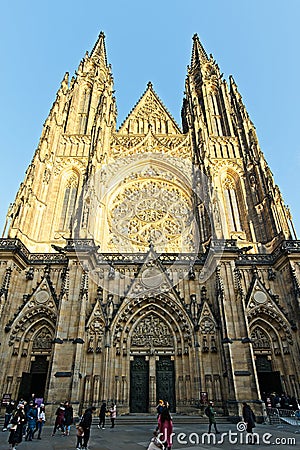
top-left (90, 31), bottom-right (108, 66)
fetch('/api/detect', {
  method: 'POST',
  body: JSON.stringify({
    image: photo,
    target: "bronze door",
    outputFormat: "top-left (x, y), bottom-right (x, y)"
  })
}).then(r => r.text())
top-left (130, 356), bottom-right (149, 412)
top-left (156, 356), bottom-right (176, 412)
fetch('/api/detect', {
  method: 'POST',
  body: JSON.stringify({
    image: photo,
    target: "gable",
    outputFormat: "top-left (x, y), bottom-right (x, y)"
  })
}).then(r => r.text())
top-left (118, 82), bottom-right (181, 135)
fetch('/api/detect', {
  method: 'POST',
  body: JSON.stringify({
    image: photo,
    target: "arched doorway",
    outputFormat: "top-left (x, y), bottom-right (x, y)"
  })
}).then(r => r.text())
top-left (18, 327), bottom-right (53, 402)
top-left (251, 327), bottom-right (283, 396)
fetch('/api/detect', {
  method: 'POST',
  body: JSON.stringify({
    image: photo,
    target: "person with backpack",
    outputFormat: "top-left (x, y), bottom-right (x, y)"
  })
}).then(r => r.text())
top-left (205, 401), bottom-right (220, 434)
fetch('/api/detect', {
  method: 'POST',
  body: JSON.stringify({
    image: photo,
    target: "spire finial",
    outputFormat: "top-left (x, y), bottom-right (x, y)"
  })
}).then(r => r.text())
top-left (191, 33), bottom-right (208, 67)
top-left (90, 31), bottom-right (108, 66)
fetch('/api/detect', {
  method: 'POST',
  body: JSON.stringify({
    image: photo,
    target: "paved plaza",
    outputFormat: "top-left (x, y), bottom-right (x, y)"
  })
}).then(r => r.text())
top-left (0, 417), bottom-right (299, 450)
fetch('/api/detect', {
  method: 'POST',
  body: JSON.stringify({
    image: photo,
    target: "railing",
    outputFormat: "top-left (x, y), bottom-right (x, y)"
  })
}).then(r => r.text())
top-left (267, 407), bottom-right (300, 432)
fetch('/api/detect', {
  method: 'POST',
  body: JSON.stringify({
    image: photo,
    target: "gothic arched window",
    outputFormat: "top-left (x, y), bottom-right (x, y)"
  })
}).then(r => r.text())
top-left (223, 177), bottom-right (242, 232)
top-left (78, 88), bottom-right (91, 134)
top-left (59, 174), bottom-right (78, 230)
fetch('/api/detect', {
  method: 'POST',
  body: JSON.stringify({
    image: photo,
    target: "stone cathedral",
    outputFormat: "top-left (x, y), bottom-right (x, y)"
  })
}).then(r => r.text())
top-left (0, 33), bottom-right (300, 419)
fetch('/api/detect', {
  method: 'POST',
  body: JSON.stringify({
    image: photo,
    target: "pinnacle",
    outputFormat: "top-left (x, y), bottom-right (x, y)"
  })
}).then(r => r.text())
top-left (191, 33), bottom-right (209, 67)
top-left (90, 31), bottom-right (108, 66)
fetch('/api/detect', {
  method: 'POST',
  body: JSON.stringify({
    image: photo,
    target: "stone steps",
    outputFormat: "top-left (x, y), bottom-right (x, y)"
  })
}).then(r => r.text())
top-left (0, 414), bottom-right (235, 427)
top-left (92, 414), bottom-right (234, 425)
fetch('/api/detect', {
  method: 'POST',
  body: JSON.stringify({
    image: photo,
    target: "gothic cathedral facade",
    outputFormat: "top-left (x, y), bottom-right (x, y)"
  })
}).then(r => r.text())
top-left (1, 33), bottom-right (300, 418)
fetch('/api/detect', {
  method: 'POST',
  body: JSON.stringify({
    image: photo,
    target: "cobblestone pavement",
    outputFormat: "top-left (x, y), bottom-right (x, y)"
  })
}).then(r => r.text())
top-left (0, 421), bottom-right (299, 449)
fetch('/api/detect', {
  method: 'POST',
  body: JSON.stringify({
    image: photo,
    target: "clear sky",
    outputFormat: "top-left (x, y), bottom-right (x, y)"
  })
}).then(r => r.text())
top-left (1, 0), bottom-right (299, 237)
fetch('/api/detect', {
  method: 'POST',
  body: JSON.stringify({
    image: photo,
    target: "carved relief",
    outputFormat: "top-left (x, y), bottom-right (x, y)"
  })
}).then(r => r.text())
top-left (251, 327), bottom-right (271, 350)
top-left (111, 132), bottom-right (191, 159)
top-left (86, 301), bottom-right (106, 353)
top-left (87, 318), bottom-right (105, 353)
top-left (32, 327), bottom-right (53, 350)
top-left (131, 314), bottom-right (173, 348)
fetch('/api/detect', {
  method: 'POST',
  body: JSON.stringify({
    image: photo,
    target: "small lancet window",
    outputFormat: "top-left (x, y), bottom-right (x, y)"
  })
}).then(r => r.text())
top-left (59, 175), bottom-right (78, 230)
top-left (223, 177), bottom-right (242, 232)
top-left (78, 89), bottom-right (91, 134)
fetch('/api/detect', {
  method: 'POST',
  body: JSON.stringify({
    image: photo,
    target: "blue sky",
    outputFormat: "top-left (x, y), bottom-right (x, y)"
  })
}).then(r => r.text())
top-left (1, 0), bottom-right (299, 237)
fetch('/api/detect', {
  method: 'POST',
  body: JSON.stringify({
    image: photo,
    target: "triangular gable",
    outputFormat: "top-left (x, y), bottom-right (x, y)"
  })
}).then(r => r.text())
top-left (85, 299), bottom-right (106, 353)
top-left (246, 275), bottom-right (289, 320)
top-left (86, 299), bottom-right (106, 329)
top-left (198, 301), bottom-right (217, 330)
top-left (118, 82), bottom-right (182, 135)
top-left (125, 245), bottom-right (180, 300)
top-left (5, 274), bottom-right (58, 340)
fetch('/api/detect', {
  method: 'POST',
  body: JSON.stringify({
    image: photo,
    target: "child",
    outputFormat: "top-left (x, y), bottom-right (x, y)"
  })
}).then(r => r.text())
top-left (147, 430), bottom-right (164, 450)
top-left (76, 425), bottom-right (84, 449)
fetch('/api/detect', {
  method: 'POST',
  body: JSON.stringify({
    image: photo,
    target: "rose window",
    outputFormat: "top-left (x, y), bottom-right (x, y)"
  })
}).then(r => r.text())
top-left (109, 179), bottom-right (194, 252)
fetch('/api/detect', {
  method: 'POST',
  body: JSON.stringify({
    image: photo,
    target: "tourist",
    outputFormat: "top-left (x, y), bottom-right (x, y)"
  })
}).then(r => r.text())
top-left (242, 402), bottom-right (256, 444)
top-left (2, 400), bottom-right (15, 431)
top-left (156, 400), bottom-right (164, 418)
top-left (8, 403), bottom-right (26, 450)
top-left (25, 401), bottom-right (37, 441)
top-left (98, 401), bottom-right (107, 429)
top-left (80, 406), bottom-right (96, 449)
top-left (205, 401), bottom-right (220, 434)
top-left (63, 401), bottom-right (74, 436)
top-left (147, 429), bottom-right (164, 450)
top-left (109, 402), bottom-right (117, 428)
top-left (52, 402), bottom-right (65, 435)
top-left (76, 424), bottom-right (84, 449)
top-left (35, 403), bottom-right (46, 439)
top-left (157, 407), bottom-right (173, 450)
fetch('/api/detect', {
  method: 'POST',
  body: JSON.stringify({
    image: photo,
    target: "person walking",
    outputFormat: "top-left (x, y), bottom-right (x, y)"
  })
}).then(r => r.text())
top-left (76, 424), bottom-right (84, 449)
top-left (242, 402), bottom-right (256, 444)
top-left (35, 403), bottom-right (46, 439)
top-left (2, 400), bottom-right (15, 431)
top-left (25, 401), bottom-right (37, 441)
top-left (8, 403), bottom-right (26, 450)
top-left (205, 401), bottom-right (220, 434)
top-left (63, 401), bottom-right (74, 436)
top-left (98, 401), bottom-right (107, 429)
top-left (80, 406), bottom-right (96, 449)
top-left (157, 407), bottom-right (173, 450)
top-left (52, 403), bottom-right (65, 435)
top-left (109, 402), bottom-right (117, 428)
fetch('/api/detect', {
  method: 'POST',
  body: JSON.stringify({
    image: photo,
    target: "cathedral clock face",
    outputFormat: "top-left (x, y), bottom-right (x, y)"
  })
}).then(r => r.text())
top-left (108, 178), bottom-right (195, 253)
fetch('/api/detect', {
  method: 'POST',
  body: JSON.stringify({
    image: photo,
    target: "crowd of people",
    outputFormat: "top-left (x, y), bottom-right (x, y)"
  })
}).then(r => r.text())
top-left (1, 397), bottom-right (118, 450)
top-left (2, 392), bottom-right (300, 450)
top-left (2, 397), bottom-right (46, 450)
top-left (262, 392), bottom-right (300, 410)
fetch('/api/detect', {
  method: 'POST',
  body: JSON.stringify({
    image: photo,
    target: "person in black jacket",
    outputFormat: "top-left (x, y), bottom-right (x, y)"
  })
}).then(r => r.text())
top-left (80, 406), bottom-right (96, 449)
top-left (3, 401), bottom-right (15, 431)
top-left (242, 402), bottom-right (256, 443)
top-left (63, 401), bottom-right (74, 436)
top-left (97, 402), bottom-right (107, 429)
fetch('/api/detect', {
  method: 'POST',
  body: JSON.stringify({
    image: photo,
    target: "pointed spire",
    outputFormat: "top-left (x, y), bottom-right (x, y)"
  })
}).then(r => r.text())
top-left (191, 33), bottom-right (209, 68)
top-left (90, 31), bottom-right (108, 66)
